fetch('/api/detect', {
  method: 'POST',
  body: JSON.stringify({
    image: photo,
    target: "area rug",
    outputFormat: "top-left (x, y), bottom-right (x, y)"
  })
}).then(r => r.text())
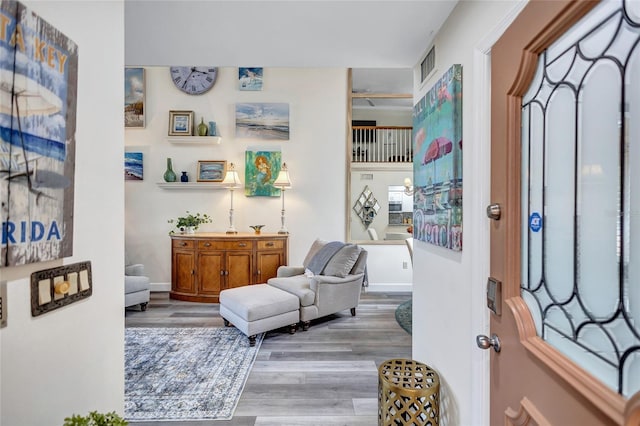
top-left (124, 327), bottom-right (263, 421)
top-left (395, 299), bottom-right (412, 335)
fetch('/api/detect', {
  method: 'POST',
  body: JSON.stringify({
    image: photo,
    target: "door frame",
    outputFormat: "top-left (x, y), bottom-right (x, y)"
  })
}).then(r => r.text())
top-left (469, 1), bottom-right (527, 423)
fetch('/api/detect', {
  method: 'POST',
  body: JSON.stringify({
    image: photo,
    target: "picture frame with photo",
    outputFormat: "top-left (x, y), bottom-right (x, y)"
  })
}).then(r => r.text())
top-left (197, 160), bottom-right (227, 182)
top-left (168, 110), bottom-right (194, 136)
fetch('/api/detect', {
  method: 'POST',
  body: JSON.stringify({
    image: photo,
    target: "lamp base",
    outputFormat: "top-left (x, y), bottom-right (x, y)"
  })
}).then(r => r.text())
top-left (277, 230), bottom-right (289, 235)
top-left (226, 230), bottom-right (238, 234)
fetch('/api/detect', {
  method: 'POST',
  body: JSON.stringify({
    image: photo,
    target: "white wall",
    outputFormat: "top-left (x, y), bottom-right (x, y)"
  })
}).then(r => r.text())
top-left (0, 1), bottom-right (125, 425)
top-left (411, 1), bottom-right (521, 425)
top-left (126, 67), bottom-right (412, 290)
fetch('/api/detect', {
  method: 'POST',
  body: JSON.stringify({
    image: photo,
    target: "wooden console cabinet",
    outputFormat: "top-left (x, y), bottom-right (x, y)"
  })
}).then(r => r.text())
top-left (170, 233), bottom-right (289, 303)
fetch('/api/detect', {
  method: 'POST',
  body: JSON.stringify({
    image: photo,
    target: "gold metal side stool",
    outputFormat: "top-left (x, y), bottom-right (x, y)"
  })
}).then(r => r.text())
top-left (378, 358), bottom-right (440, 426)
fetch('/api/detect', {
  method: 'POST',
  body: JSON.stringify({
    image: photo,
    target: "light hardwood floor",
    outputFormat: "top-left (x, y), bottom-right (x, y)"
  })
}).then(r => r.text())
top-left (125, 291), bottom-right (412, 425)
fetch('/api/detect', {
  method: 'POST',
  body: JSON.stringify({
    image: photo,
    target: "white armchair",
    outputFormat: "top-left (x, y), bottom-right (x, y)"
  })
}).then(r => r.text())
top-left (125, 263), bottom-right (150, 311)
top-left (267, 239), bottom-right (368, 330)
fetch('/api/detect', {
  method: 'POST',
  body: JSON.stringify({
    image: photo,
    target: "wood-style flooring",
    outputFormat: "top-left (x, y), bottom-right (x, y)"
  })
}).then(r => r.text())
top-left (125, 291), bottom-right (412, 425)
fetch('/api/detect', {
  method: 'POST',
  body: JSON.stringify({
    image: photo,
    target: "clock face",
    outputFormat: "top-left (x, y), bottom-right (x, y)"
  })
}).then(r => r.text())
top-left (170, 67), bottom-right (218, 95)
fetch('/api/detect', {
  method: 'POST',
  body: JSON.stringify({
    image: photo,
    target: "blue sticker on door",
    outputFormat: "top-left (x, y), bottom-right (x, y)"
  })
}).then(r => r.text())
top-left (529, 212), bottom-right (542, 232)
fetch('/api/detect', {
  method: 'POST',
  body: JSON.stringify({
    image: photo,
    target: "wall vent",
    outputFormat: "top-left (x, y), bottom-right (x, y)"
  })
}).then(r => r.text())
top-left (421, 47), bottom-right (436, 82)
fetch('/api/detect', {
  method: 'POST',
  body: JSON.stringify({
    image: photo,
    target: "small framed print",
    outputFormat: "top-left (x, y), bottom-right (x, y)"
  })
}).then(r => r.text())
top-left (197, 160), bottom-right (227, 182)
top-left (168, 110), bottom-right (194, 136)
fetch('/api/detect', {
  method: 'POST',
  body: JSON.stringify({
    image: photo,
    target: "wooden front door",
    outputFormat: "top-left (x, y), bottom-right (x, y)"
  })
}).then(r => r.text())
top-left (489, 0), bottom-right (640, 424)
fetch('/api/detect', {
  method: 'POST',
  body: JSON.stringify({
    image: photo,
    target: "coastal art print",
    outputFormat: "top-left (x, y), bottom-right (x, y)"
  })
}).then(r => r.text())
top-left (124, 67), bottom-right (145, 128)
top-left (238, 67), bottom-right (263, 91)
top-left (412, 64), bottom-right (462, 251)
top-left (0, 1), bottom-right (79, 267)
top-left (236, 103), bottom-right (289, 140)
top-left (197, 160), bottom-right (226, 182)
top-left (124, 152), bottom-right (143, 181)
top-left (245, 149), bottom-right (282, 197)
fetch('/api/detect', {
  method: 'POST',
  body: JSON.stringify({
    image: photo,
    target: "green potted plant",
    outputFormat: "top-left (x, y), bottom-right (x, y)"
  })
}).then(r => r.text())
top-left (63, 411), bottom-right (127, 426)
top-left (168, 211), bottom-right (212, 234)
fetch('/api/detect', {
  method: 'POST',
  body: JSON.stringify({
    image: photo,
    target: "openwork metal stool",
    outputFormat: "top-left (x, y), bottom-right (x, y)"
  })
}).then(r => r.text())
top-left (378, 358), bottom-right (440, 426)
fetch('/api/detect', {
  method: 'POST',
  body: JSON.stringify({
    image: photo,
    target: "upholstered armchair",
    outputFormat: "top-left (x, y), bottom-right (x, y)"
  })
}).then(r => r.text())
top-left (125, 263), bottom-right (150, 311)
top-left (267, 239), bottom-right (368, 330)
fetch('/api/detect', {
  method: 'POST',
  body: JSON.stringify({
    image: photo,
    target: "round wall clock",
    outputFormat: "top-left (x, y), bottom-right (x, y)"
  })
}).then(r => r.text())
top-left (170, 67), bottom-right (218, 95)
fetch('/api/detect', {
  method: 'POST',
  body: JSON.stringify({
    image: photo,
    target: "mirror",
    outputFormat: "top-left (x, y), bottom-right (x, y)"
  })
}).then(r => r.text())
top-left (347, 68), bottom-right (413, 243)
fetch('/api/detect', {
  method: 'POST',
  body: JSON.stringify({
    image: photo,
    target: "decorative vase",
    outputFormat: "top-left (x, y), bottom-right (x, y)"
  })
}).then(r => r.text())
top-left (180, 171), bottom-right (189, 182)
top-left (185, 226), bottom-right (196, 234)
top-left (250, 225), bottom-right (265, 235)
top-left (164, 158), bottom-right (177, 182)
top-left (198, 117), bottom-right (208, 136)
top-left (208, 121), bottom-right (217, 136)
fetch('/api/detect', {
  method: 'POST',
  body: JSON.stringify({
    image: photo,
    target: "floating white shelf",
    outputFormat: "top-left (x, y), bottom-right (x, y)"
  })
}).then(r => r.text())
top-left (156, 182), bottom-right (227, 190)
top-left (166, 136), bottom-right (222, 145)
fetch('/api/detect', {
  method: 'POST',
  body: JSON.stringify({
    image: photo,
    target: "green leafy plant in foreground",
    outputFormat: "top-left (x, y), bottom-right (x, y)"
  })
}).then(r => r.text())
top-left (63, 410), bottom-right (128, 426)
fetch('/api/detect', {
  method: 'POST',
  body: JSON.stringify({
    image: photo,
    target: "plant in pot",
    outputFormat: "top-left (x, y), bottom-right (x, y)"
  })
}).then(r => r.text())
top-left (63, 411), bottom-right (127, 426)
top-left (168, 211), bottom-right (212, 234)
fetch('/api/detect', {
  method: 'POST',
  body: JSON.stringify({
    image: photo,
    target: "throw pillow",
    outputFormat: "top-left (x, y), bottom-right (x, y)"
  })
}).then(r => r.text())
top-left (303, 238), bottom-right (328, 268)
top-left (322, 244), bottom-right (362, 278)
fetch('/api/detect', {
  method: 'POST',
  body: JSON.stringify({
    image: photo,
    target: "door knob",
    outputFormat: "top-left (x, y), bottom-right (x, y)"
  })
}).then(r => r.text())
top-left (486, 204), bottom-right (501, 220)
top-left (476, 333), bottom-right (501, 352)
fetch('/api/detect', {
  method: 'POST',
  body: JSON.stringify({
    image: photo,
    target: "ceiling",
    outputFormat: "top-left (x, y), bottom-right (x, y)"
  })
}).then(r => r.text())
top-left (125, 1), bottom-right (457, 109)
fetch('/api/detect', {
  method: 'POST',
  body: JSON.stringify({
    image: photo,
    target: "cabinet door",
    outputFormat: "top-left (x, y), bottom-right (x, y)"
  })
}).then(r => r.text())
top-left (226, 251), bottom-right (253, 288)
top-left (197, 251), bottom-right (224, 296)
top-left (256, 250), bottom-right (284, 283)
top-left (173, 249), bottom-right (195, 293)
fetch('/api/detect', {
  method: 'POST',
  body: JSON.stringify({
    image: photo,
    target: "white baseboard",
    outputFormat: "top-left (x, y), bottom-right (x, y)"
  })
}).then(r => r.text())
top-left (365, 283), bottom-right (412, 293)
top-left (151, 282), bottom-right (171, 292)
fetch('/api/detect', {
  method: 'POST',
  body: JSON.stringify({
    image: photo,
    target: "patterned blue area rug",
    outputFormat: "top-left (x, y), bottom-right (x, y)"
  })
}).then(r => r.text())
top-left (125, 327), bottom-right (263, 421)
top-left (395, 299), bottom-right (412, 335)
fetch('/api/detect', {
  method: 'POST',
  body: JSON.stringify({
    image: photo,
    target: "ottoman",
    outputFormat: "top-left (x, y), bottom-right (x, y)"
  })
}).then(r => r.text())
top-left (220, 284), bottom-right (300, 346)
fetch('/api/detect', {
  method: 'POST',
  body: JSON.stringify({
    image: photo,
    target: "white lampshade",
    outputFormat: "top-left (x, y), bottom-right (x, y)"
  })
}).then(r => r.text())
top-left (273, 163), bottom-right (292, 189)
top-left (222, 163), bottom-right (242, 187)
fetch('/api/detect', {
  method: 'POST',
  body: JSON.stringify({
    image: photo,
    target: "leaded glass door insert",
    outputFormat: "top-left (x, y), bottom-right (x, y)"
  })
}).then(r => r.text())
top-left (520, 0), bottom-right (639, 397)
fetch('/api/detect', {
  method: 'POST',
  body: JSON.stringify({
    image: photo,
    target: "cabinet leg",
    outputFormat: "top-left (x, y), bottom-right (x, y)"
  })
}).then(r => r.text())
top-left (289, 323), bottom-right (297, 334)
top-left (302, 321), bottom-right (311, 331)
top-left (350, 307), bottom-right (356, 316)
top-left (249, 335), bottom-right (256, 347)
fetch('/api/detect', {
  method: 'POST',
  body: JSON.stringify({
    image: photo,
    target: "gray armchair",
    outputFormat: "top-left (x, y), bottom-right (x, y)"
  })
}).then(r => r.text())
top-left (125, 263), bottom-right (150, 311)
top-left (267, 239), bottom-right (367, 330)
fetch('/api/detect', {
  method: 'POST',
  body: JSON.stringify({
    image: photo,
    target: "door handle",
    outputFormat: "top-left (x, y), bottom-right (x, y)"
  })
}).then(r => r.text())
top-left (476, 333), bottom-right (501, 353)
top-left (486, 204), bottom-right (501, 220)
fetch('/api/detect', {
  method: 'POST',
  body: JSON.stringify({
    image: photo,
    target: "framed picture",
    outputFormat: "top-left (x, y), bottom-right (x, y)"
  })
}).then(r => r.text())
top-left (236, 103), bottom-right (289, 140)
top-left (239, 67), bottom-right (263, 91)
top-left (197, 160), bottom-right (227, 182)
top-left (125, 67), bottom-right (145, 128)
top-left (245, 149), bottom-right (282, 197)
top-left (124, 152), bottom-right (143, 180)
top-left (168, 110), bottom-right (194, 136)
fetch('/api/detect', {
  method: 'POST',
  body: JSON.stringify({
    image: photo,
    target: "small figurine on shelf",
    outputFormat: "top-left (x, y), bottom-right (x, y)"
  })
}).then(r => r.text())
top-left (181, 171), bottom-right (189, 182)
top-left (197, 117), bottom-right (208, 136)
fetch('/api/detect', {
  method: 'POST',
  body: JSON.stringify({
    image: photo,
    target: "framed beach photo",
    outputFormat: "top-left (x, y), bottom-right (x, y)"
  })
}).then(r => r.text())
top-left (197, 160), bottom-right (227, 182)
top-left (125, 67), bottom-right (145, 128)
top-left (168, 110), bottom-right (194, 136)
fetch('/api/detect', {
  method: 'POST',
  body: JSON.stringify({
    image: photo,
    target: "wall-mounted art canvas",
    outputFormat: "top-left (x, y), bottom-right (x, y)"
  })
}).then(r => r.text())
top-left (236, 103), bottom-right (289, 140)
top-left (0, 1), bottom-right (79, 267)
top-left (125, 67), bottom-right (145, 128)
top-left (245, 149), bottom-right (282, 197)
top-left (239, 67), bottom-right (263, 91)
top-left (412, 64), bottom-right (463, 251)
top-left (125, 152), bottom-right (143, 181)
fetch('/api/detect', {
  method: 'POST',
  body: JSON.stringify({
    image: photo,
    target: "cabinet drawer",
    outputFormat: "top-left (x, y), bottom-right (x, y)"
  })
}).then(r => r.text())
top-left (257, 240), bottom-right (284, 250)
top-left (198, 240), bottom-right (252, 250)
top-left (172, 239), bottom-right (195, 249)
